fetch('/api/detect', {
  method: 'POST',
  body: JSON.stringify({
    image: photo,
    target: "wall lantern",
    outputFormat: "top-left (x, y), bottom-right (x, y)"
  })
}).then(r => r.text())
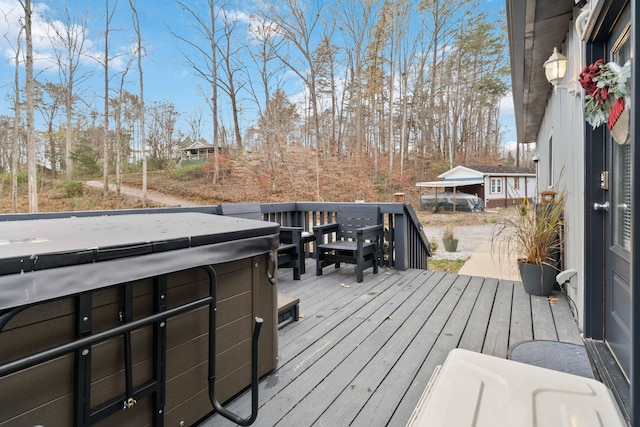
top-left (543, 47), bottom-right (569, 91)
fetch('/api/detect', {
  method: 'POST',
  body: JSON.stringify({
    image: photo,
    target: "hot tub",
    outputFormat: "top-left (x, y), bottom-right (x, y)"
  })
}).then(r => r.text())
top-left (0, 212), bottom-right (279, 426)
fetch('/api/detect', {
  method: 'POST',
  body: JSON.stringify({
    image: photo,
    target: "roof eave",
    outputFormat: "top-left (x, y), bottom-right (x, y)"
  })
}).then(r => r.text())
top-left (507, 0), bottom-right (575, 143)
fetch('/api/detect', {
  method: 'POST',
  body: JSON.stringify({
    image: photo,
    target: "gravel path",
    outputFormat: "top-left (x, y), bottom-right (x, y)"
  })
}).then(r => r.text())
top-left (85, 180), bottom-right (202, 207)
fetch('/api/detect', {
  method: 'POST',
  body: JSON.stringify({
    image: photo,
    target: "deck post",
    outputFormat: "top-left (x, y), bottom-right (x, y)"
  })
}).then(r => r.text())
top-left (394, 211), bottom-right (408, 270)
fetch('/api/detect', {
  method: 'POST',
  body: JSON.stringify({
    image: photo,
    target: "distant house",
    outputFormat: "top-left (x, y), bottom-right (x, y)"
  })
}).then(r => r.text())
top-left (181, 141), bottom-right (215, 161)
top-left (416, 165), bottom-right (536, 210)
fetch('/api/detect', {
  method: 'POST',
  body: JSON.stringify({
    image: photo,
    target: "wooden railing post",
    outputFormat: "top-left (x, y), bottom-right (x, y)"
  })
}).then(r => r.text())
top-left (394, 211), bottom-right (408, 270)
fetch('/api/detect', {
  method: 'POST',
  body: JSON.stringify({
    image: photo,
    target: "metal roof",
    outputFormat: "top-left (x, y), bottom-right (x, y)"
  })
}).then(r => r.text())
top-left (415, 179), bottom-right (483, 188)
top-left (466, 165), bottom-right (535, 175)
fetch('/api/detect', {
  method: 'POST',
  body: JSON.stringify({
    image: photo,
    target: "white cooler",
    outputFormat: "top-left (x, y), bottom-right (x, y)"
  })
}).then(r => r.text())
top-left (407, 348), bottom-right (627, 427)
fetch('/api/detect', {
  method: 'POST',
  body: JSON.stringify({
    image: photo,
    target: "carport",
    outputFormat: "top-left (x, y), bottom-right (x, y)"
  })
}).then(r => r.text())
top-left (415, 179), bottom-right (483, 212)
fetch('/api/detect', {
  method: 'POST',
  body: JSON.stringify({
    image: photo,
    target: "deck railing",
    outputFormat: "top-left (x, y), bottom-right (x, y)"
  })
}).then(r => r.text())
top-left (260, 202), bottom-right (431, 270)
top-left (0, 202), bottom-right (432, 270)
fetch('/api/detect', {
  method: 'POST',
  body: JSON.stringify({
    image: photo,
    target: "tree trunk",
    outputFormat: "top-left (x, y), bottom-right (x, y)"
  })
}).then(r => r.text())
top-left (209, 0), bottom-right (219, 184)
top-left (24, 0), bottom-right (37, 212)
top-left (129, 0), bottom-right (147, 206)
top-left (11, 27), bottom-right (22, 213)
top-left (103, 0), bottom-right (110, 197)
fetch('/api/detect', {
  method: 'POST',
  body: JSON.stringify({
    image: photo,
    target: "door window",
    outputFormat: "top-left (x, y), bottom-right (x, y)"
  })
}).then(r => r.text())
top-left (611, 26), bottom-right (631, 252)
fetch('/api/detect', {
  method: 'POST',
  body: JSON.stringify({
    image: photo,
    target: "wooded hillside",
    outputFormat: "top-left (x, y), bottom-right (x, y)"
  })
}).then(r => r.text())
top-left (1, 0), bottom-right (515, 213)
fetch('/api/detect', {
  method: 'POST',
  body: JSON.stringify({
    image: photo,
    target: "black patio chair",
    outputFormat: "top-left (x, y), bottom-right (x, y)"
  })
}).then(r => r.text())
top-left (314, 205), bottom-right (383, 283)
top-left (217, 203), bottom-right (303, 280)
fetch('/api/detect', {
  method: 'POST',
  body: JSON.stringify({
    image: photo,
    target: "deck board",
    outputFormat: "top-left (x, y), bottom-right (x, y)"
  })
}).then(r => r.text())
top-left (200, 263), bottom-right (586, 427)
top-left (481, 277), bottom-right (513, 357)
top-left (550, 294), bottom-right (584, 345)
top-left (509, 277), bottom-right (534, 347)
top-left (457, 277), bottom-right (499, 352)
top-left (532, 293), bottom-right (559, 341)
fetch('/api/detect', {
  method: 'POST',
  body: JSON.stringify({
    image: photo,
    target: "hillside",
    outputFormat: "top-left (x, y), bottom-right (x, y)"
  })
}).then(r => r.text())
top-left (120, 147), bottom-right (427, 206)
top-left (1, 147), bottom-right (435, 213)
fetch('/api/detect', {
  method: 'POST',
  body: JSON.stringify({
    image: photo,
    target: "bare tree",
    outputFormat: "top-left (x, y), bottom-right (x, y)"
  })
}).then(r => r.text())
top-left (17, 0), bottom-right (37, 212)
top-left (218, 8), bottom-right (244, 151)
top-left (417, 0), bottom-right (465, 157)
top-left (389, 0), bottom-right (416, 181)
top-left (46, 1), bottom-right (92, 180)
top-left (36, 81), bottom-right (65, 178)
top-left (338, 0), bottom-right (381, 157)
top-left (244, 16), bottom-right (285, 118)
top-left (173, 0), bottom-right (221, 183)
top-left (129, 0), bottom-right (147, 206)
top-left (102, 0), bottom-right (117, 197)
top-left (313, 34), bottom-right (339, 155)
top-left (112, 55), bottom-right (135, 196)
top-left (257, 0), bottom-right (325, 200)
top-left (146, 101), bottom-right (180, 169)
top-left (383, 0), bottom-right (412, 178)
top-left (186, 108), bottom-right (204, 143)
top-left (257, 90), bottom-right (300, 195)
top-left (5, 12), bottom-right (24, 212)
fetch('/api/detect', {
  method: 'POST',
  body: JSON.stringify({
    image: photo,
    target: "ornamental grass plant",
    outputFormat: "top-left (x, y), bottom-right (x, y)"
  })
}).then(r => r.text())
top-left (442, 224), bottom-right (456, 241)
top-left (491, 192), bottom-right (566, 268)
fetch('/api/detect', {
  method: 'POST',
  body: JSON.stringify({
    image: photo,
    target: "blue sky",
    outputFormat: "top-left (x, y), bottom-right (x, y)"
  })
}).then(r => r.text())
top-left (0, 0), bottom-right (516, 149)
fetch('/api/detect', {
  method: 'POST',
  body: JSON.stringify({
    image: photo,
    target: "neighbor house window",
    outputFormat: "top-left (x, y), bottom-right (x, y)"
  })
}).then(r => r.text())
top-left (514, 177), bottom-right (520, 190)
top-left (491, 178), bottom-right (503, 194)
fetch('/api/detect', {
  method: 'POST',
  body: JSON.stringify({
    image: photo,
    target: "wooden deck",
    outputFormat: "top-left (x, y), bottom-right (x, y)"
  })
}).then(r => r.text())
top-left (200, 262), bottom-right (583, 427)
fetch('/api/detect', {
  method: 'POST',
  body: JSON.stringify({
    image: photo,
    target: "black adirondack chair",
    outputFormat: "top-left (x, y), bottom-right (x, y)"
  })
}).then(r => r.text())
top-left (314, 205), bottom-right (383, 283)
top-left (216, 203), bottom-right (303, 280)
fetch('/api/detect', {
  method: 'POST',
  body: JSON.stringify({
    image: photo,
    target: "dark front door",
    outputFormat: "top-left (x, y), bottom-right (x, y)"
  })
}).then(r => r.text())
top-left (603, 6), bottom-right (632, 378)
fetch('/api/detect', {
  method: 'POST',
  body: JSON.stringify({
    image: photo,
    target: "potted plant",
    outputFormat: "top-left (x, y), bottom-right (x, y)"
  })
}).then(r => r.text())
top-left (442, 225), bottom-right (458, 252)
top-left (492, 193), bottom-right (565, 296)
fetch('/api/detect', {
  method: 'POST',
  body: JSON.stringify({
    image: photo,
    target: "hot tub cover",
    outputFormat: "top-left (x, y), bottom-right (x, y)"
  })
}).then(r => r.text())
top-left (0, 212), bottom-right (279, 311)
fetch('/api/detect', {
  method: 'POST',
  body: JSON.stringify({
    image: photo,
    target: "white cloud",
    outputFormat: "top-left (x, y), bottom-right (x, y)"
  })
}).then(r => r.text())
top-left (0, 0), bottom-right (29, 60)
top-left (225, 9), bottom-right (252, 25)
top-left (0, 1), bottom-right (109, 74)
top-left (502, 140), bottom-right (517, 153)
top-left (499, 91), bottom-right (515, 118)
top-left (247, 14), bottom-right (281, 42)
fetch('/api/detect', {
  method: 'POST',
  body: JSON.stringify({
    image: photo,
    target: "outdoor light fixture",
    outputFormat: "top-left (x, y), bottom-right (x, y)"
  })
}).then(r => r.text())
top-left (544, 47), bottom-right (569, 90)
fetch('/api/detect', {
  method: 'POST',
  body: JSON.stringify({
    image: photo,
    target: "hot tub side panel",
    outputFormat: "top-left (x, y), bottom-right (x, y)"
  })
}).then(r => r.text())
top-left (0, 254), bottom-right (277, 427)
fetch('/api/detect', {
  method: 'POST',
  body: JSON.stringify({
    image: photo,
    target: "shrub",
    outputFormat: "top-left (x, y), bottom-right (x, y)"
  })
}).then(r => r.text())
top-left (172, 162), bottom-right (204, 180)
top-left (429, 237), bottom-right (439, 252)
top-left (61, 180), bottom-right (85, 197)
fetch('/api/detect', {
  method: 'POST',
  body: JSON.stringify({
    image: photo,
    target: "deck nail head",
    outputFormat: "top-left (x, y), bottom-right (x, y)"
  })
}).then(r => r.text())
top-left (82, 316), bottom-right (89, 322)
top-left (160, 321), bottom-right (165, 328)
top-left (82, 349), bottom-right (89, 356)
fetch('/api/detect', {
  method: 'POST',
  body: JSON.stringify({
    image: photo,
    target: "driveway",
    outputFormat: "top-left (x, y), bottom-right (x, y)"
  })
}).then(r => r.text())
top-left (423, 221), bottom-right (520, 281)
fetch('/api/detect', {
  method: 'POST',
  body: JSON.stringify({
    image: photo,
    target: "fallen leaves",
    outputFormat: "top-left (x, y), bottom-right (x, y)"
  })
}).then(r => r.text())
top-left (548, 297), bottom-right (560, 304)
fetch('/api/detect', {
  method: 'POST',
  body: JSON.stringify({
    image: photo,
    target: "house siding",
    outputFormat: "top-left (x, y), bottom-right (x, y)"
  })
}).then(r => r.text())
top-left (534, 19), bottom-right (586, 330)
top-left (484, 176), bottom-right (536, 209)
